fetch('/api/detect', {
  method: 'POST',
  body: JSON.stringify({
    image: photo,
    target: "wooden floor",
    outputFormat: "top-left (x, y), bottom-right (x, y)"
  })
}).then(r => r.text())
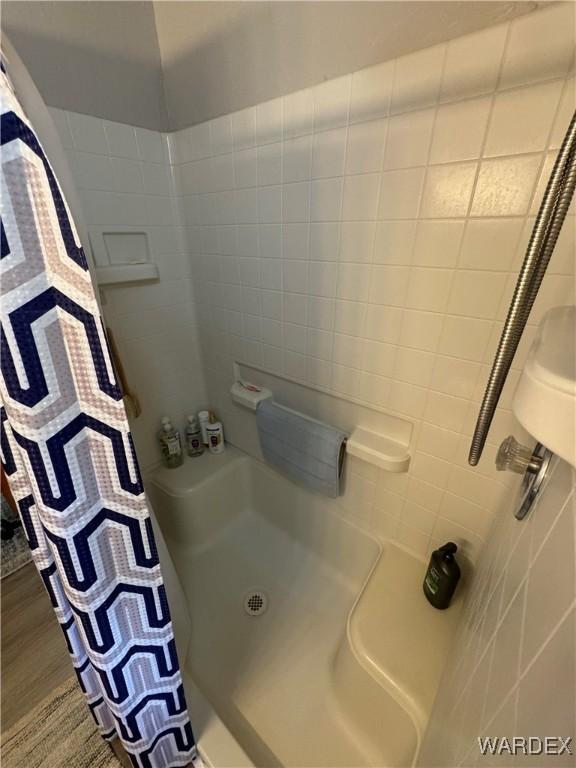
top-left (1, 563), bottom-right (72, 733)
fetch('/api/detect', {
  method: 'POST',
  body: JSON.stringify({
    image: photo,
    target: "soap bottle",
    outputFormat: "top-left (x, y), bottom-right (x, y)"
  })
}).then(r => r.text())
top-left (185, 415), bottom-right (204, 457)
top-left (423, 542), bottom-right (461, 609)
top-left (158, 417), bottom-right (183, 469)
top-left (206, 411), bottom-right (225, 455)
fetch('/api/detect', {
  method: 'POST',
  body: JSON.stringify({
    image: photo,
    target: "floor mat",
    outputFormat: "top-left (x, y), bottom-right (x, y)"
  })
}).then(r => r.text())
top-left (1, 676), bottom-right (121, 768)
top-left (1, 495), bottom-right (31, 580)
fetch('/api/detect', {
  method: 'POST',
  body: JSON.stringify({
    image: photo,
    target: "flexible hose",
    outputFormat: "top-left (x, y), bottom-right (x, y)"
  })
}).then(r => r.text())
top-left (468, 110), bottom-right (576, 466)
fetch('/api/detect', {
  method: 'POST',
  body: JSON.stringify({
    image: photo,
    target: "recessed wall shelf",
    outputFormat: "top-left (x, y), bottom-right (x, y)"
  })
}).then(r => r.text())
top-left (95, 263), bottom-right (159, 285)
top-left (347, 427), bottom-right (411, 473)
top-left (88, 229), bottom-right (160, 285)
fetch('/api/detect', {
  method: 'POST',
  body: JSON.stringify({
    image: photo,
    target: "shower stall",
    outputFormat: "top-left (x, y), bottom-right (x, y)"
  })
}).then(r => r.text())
top-left (1, 2), bottom-right (575, 766)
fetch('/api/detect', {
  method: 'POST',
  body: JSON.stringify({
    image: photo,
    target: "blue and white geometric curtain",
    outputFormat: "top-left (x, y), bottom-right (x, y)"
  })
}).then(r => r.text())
top-left (0, 66), bottom-right (196, 767)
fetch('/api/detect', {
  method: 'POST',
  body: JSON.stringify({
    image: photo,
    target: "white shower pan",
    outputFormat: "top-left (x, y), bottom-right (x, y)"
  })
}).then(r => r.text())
top-left (146, 447), bottom-right (460, 768)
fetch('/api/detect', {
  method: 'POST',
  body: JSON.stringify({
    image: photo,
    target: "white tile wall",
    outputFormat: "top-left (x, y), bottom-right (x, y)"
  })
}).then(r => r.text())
top-left (418, 456), bottom-right (576, 766)
top-left (50, 108), bottom-right (208, 468)
top-left (49, 2), bottom-right (574, 565)
top-left (168, 3), bottom-right (575, 564)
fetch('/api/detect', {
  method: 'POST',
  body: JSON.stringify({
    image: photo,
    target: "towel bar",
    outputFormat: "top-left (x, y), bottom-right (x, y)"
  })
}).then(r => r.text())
top-left (230, 381), bottom-right (411, 472)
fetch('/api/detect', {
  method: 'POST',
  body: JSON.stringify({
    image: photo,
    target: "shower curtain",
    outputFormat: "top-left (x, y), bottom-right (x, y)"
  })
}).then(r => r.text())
top-left (0, 66), bottom-right (196, 767)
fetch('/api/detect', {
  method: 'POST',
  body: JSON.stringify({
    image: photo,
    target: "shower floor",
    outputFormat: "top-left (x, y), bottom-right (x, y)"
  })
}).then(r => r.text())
top-left (149, 450), bottom-right (435, 768)
top-left (184, 511), bottom-right (372, 767)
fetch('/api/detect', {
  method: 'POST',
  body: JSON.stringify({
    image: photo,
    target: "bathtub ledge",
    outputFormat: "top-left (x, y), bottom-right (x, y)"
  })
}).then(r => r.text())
top-left (346, 543), bottom-right (462, 733)
top-left (183, 672), bottom-right (255, 768)
top-left (147, 446), bottom-right (249, 497)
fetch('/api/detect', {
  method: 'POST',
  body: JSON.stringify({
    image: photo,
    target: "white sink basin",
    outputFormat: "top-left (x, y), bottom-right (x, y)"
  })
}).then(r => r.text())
top-left (514, 305), bottom-right (576, 467)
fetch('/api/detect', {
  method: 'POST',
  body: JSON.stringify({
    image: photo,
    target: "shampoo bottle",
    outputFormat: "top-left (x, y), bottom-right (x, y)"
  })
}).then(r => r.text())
top-left (423, 542), bottom-right (461, 609)
top-left (198, 410), bottom-right (210, 445)
top-left (158, 417), bottom-right (183, 469)
top-left (206, 411), bottom-right (225, 454)
top-left (185, 415), bottom-right (204, 457)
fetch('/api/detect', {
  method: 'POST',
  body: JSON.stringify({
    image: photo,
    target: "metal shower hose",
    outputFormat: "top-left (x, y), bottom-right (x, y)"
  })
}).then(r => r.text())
top-left (469, 109), bottom-right (576, 466)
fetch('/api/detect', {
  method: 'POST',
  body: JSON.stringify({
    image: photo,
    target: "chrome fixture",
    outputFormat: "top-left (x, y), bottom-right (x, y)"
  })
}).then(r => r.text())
top-left (496, 435), bottom-right (545, 475)
top-left (496, 436), bottom-right (554, 520)
top-left (469, 110), bottom-right (576, 467)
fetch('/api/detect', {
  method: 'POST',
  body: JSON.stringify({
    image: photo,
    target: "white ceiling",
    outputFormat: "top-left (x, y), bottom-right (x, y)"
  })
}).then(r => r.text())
top-left (154, 1), bottom-right (541, 129)
top-left (2, 1), bottom-right (543, 131)
top-left (2, 1), bottom-right (169, 129)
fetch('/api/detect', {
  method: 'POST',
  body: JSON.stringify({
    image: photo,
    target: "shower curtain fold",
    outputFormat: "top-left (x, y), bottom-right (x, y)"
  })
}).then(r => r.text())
top-left (0, 65), bottom-right (195, 768)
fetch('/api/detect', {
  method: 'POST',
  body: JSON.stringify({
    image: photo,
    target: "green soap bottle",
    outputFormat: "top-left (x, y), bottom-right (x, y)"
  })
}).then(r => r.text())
top-left (158, 417), bottom-right (183, 468)
top-left (423, 542), bottom-right (461, 609)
